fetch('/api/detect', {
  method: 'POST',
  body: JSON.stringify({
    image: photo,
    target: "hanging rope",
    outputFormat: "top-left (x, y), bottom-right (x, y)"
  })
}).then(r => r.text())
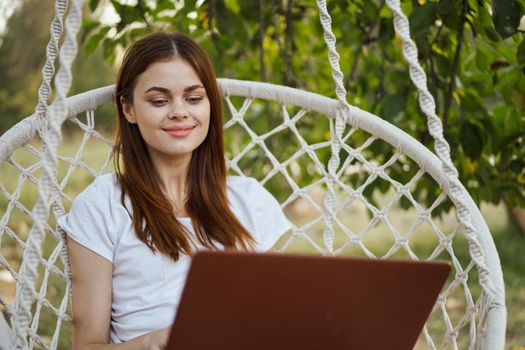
top-left (314, 2), bottom-right (500, 345)
top-left (0, 1), bottom-right (504, 348)
top-left (34, 0), bottom-right (68, 122)
top-left (383, 0), bottom-right (497, 300)
top-left (12, 0), bottom-right (84, 347)
top-left (315, 0), bottom-right (495, 296)
top-left (315, 0), bottom-right (350, 255)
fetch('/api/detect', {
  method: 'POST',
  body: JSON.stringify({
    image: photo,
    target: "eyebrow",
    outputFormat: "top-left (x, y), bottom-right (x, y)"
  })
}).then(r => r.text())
top-left (184, 84), bottom-right (205, 92)
top-left (144, 84), bottom-right (205, 94)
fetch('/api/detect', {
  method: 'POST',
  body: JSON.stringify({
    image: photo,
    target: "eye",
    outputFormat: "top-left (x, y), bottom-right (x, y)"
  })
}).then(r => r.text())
top-left (186, 96), bottom-right (204, 104)
top-left (150, 99), bottom-right (168, 106)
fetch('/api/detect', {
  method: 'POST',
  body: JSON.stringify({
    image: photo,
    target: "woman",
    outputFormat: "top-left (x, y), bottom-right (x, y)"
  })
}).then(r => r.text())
top-left (58, 32), bottom-right (290, 349)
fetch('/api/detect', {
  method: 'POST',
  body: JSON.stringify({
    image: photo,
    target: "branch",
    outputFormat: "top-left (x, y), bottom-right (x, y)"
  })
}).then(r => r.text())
top-left (428, 50), bottom-right (443, 90)
top-left (271, 0), bottom-right (284, 70)
top-left (344, 1), bottom-right (384, 90)
top-left (258, 0), bottom-right (267, 82)
top-left (207, 0), bottom-right (223, 72)
top-left (427, 35), bottom-right (445, 113)
top-left (283, 0), bottom-right (297, 87)
top-left (271, 0), bottom-right (298, 87)
top-left (370, 48), bottom-right (387, 111)
top-left (137, 0), bottom-right (151, 27)
top-left (442, 0), bottom-right (469, 133)
top-left (427, 24), bottom-right (444, 93)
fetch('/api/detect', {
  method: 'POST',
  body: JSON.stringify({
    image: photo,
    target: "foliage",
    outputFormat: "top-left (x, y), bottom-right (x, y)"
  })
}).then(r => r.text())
top-left (0, 0), bottom-right (116, 133)
top-left (0, 0), bottom-right (53, 132)
top-left (18, 0), bottom-right (525, 216)
top-left (84, 0), bottom-right (525, 216)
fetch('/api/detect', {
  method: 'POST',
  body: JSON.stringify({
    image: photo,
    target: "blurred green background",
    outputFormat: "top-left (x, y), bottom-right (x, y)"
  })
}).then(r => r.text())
top-left (0, 0), bottom-right (524, 348)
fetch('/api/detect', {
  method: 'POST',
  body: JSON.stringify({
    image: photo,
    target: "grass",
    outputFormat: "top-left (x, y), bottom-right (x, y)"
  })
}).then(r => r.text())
top-left (276, 199), bottom-right (524, 349)
top-left (1, 133), bottom-right (524, 349)
top-left (493, 225), bottom-right (525, 348)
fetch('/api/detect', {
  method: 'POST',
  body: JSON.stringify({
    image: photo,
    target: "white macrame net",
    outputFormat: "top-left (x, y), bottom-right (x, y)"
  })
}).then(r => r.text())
top-left (0, 81), bottom-right (502, 349)
top-left (0, 0), bottom-right (505, 349)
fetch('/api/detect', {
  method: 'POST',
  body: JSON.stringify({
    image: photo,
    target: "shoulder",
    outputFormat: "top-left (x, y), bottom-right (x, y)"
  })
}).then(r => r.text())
top-left (60, 172), bottom-right (129, 232)
top-left (226, 176), bottom-right (291, 251)
top-left (226, 176), bottom-right (259, 215)
top-left (226, 176), bottom-right (275, 205)
top-left (227, 175), bottom-right (259, 192)
top-left (72, 173), bottom-right (126, 212)
top-left (58, 173), bottom-right (126, 262)
top-left (78, 173), bottom-right (120, 200)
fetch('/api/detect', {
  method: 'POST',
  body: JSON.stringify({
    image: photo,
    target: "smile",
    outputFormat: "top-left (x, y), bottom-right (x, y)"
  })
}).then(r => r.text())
top-left (163, 125), bottom-right (196, 138)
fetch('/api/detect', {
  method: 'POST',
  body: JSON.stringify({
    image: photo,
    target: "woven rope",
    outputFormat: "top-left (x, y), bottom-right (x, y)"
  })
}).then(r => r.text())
top-left (384, 0), bottom-right (498, 324)
top-left (311, 0), bottom-right (501, 347)
top-left (45, 6), bottom-right (87, 348)
top-left (0, 80), bottom-right (505, 349)
top-left (11, 0), bottom-right (83, 347)
top-left (10, 0), bottom-right (68, 345)
top-left (0, 0), bottom-right (504, 347)
top-left (220, 86), bottom-right (494, 349)
top-left (315, 0), bottom-right (350, 255)
top-left (34, 0), bottom-right (67, 122)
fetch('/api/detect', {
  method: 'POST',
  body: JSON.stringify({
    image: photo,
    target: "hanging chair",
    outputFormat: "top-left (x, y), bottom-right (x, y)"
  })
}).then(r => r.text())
top-left (0, 0), bottom-right (506, 349)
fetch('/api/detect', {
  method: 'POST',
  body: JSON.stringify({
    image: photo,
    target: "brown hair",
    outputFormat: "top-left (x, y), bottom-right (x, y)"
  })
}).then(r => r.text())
top-left (114, 32), bottom-right (254, 260)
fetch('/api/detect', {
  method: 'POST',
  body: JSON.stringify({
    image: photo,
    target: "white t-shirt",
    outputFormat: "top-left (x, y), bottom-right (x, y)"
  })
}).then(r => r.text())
top-left (58, 174), bottom-right (291, 343)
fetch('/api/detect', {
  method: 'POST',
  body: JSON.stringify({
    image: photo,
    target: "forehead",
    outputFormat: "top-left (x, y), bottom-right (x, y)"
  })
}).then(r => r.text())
top-left (134, 58), bottom-right (203, 92)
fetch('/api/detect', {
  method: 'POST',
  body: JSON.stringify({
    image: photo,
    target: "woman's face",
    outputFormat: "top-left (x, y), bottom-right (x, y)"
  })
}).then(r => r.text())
top-left (122, 57), bottom-right (211, 163)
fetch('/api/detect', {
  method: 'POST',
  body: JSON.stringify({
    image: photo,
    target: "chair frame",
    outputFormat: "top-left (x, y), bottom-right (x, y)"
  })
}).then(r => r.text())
top-left (0, 79), bottom-right (506, 349)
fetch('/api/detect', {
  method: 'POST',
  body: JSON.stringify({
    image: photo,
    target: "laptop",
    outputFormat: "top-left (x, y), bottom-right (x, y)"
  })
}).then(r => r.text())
top-left (166, 250), bottom-right (451, 350)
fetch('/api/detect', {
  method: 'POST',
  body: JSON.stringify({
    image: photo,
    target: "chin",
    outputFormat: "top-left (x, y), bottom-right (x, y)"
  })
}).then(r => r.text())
top-left (171, 147), bottom-right (200, 156)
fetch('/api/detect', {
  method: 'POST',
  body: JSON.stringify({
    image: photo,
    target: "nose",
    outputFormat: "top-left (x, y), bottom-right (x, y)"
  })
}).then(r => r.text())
top-left (168, 109), bottom-right (188, 120)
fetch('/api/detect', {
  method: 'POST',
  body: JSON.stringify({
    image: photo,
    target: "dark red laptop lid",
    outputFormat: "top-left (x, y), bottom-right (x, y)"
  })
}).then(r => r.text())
top-left (167, 250), bottom-right (451, 350)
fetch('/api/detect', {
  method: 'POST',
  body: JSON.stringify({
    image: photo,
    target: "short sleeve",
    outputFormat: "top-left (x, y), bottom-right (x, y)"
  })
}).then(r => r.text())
top-left (247, 178), bottom-right (291, 252)
top-left (57, 176), bottom-right (122, 262)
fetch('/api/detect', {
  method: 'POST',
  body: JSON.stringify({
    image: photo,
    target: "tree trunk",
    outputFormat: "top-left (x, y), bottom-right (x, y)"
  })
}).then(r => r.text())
top-left (509, 206), bottom-right (525, 236)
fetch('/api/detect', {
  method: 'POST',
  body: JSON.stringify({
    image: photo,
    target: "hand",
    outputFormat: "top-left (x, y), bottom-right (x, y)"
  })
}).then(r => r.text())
top-left (141, 327), bottom-right (170, 350)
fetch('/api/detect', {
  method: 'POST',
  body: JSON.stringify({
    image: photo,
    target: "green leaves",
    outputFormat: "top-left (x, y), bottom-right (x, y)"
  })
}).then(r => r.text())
top-left (89, 0), bottom-right (101, 12)
top-left (84, 26), bottom-right (110, 56)
top-left (492, 0), bottom-right (523, 39)
top-left (460, 121), bottom-right (486, 160)
top-left (517, 39), bottom-right (525, 67)
top-left (110, 0), bottom-right (146, 32)
top-left (382, 93), bottom-right (406, 122)
top-left (409, 2), bottom-right (437, 37)
top-left (79, 0), bottom-right (525, 213)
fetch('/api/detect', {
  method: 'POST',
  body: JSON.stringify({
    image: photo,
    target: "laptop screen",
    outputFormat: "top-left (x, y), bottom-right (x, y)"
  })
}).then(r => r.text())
top-left (166, 250), bottom-right (450, 350)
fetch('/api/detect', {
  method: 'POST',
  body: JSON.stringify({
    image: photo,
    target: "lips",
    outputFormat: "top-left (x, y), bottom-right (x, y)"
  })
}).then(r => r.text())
top-left (163, 125), bottom-right (196, 138)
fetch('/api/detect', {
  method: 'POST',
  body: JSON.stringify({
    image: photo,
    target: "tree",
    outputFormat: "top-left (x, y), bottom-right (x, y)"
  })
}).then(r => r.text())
top-left (0, 0), bottom-right (115, 133)
top-left (85, 0), bottom-right (525, 231)
top-left (0, 0), bottom-right (53, 132)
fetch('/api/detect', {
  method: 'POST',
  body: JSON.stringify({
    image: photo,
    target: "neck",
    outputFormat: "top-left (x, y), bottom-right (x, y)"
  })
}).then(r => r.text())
top-left (149, 151), bottom-right (192, 215)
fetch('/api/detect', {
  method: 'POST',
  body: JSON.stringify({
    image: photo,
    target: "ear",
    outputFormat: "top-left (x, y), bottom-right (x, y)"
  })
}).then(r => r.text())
top-left (120, 96), bottom-right (136, 124)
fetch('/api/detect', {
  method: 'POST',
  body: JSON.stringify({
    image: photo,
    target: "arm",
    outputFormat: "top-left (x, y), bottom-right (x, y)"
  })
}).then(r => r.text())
top-left (67, 237), bottom-right (170, 350)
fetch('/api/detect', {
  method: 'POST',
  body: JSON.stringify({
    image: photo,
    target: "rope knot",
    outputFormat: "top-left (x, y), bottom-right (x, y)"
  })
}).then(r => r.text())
top-left (418, 210), bottom-right (431, 221)
top-left (447, 331), bottom-right (458, 340)
top-left (374, 210), bottom-right (386, 220)
top-left (350, 236), bottom-right (361, 244)
top-left (456, 272), bottom-right (468, 284)
top-left (396, 237), bottom-right (408, 246)
top-left (439, 236), bottom-right (452, 247)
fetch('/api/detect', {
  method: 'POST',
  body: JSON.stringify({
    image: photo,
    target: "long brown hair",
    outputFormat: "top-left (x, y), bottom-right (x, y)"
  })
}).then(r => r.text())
top-left (114, 32), bottom-right (254, 260)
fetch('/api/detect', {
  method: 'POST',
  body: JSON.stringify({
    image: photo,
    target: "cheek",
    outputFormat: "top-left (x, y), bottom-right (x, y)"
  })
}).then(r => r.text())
top-left (201, 103), bottom-right (211, 127)
top-left (196, 108), bottom-right (211, 141)
top-left (136, 107), bottom-right (164, 128)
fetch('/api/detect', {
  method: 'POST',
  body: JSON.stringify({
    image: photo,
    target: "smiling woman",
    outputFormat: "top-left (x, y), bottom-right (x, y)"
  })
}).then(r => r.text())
top-left (121, 59), bottom-right (211, 175)
top-left (57, 32), bottom-right (291, 349)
